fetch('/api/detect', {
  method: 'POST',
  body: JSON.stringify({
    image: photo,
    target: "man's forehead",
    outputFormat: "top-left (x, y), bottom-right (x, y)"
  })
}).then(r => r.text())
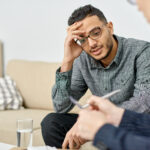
top-left (78, 15), bottom-right (103, 33)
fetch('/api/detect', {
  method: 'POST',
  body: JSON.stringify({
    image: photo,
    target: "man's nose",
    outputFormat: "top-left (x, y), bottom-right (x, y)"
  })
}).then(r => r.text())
top-left (88, 38), bottom-right (97, 48)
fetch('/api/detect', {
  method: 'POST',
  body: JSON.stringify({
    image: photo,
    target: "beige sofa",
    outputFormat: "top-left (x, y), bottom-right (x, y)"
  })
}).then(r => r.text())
top-left (0, 44), bottom-right (97, 149)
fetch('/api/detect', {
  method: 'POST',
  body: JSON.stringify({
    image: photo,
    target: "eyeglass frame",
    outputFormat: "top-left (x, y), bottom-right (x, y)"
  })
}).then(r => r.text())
top-left (76, 24), bottom-right (106, 48)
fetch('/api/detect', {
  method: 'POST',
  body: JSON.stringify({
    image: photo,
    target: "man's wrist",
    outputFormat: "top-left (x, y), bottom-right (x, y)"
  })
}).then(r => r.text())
top-left (60, 59), bottom-right (74, 72)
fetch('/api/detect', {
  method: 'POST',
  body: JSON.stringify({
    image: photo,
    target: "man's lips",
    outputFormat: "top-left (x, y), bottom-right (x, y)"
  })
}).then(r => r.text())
top-left (91, 46), bottom-right (103, 56)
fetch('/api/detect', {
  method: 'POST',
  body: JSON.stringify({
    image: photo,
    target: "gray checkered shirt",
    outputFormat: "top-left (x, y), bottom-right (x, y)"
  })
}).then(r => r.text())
top-left (52, 35), bottom-right (150, 113)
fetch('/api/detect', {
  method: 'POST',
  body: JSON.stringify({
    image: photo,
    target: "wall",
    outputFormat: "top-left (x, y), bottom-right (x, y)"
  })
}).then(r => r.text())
top-left (0, 0), bottom-right (150, 70)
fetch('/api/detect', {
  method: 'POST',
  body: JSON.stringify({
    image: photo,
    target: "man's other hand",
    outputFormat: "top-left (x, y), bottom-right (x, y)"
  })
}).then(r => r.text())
top-left (62, 121), bottom-right (87, 149)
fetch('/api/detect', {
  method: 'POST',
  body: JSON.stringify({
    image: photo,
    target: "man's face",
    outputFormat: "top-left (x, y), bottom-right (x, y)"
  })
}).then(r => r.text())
top-left (77, 15), bottom-right (114, 61)
top-left (137, 0), bottom-right (150, 23)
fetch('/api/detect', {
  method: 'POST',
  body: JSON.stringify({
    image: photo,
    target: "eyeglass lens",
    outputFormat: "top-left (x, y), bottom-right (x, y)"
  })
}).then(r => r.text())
top-left (77, 27), bottom-right (102, 46)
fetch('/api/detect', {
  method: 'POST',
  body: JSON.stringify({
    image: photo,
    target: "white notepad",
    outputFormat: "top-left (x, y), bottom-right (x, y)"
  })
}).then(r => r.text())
top-left (28, 146), bottom-right (57, 150)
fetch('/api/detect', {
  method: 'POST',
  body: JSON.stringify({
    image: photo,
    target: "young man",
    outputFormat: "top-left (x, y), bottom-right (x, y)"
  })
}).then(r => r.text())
top-left (77, 0), bottom-right (150, 150)
top-left (41, 4), bottom-right (150, 149)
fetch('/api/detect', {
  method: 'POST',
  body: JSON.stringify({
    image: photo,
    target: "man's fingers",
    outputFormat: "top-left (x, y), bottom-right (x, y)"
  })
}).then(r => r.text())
top-left (72, 30), bottom-right (85, 35)
top-left (68, 22), bottom-right (82, 32)
top-left (69, 138), bottom-right (75, 149)
top-left (71, 35), bottom-right (82, 41)
top-left (72, 136), bottom-right (81, 149)
top-left (67, 30), bottom-right (85, 42)
top-left (62, 136), bottom-right (69, 149)
top-left (62, 134), bottom-right (81, 149)
top-left (78, 137), bottom-right (86, 145)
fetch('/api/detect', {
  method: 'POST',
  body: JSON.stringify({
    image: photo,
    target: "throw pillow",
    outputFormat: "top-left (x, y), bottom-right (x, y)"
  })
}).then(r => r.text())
top-left (0, 76), bottom-right (23, 110)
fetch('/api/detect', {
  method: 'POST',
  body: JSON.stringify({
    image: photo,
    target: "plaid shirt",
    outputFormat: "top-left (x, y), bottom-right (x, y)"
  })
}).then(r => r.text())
top-left (52, 35), bottom-right (150, 113)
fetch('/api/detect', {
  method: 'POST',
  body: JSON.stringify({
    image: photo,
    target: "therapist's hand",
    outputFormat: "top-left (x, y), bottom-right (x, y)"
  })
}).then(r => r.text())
top-left (88, 95), bottom-right (125, 127)
top-left (77, 109), bottom-right (108, 140)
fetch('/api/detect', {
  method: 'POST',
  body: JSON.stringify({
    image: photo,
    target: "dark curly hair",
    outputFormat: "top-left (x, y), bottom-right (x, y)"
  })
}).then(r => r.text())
top-left (68, 4), bottom-right (107, 26)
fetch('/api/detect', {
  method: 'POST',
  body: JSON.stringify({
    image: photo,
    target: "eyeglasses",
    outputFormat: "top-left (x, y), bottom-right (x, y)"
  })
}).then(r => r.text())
top-left (127, 0), bottom-right (136, 5)
top-left (76, 25), bottom-right (105, 48)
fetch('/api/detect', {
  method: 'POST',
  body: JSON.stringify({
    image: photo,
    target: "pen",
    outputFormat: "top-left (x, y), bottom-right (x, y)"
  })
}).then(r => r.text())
top-left (69, 89), bottom-right (121, 109)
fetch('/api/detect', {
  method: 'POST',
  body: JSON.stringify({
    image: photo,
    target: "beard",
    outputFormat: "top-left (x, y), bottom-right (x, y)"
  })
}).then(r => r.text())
top-left (99, 36), bottom-right (113, 60)
top-left (85, 34), bottom-right (114, 61)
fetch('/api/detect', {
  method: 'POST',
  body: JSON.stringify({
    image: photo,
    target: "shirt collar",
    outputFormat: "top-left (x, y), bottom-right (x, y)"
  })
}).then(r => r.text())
top-left (89, 35), bottom-right (123, 69)
top-left (113, 35), bottom-right (123, 65)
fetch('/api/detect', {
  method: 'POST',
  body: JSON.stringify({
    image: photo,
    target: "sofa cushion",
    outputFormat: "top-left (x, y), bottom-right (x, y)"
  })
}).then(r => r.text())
top-left (0, 76), bottom-right (23, 110)
top-left (0, 109), bottom-right (52, 145)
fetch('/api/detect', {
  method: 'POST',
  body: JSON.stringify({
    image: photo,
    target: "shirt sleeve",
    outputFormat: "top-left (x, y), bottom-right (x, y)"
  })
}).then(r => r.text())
top-left (119, 109), bottom-right (150, 136)
top-left (52, 58), bottom-right (88, 113)
top-left (93, 124), bottom-right (150, 150)
top-left (119, 45), bottom-right (150, 113)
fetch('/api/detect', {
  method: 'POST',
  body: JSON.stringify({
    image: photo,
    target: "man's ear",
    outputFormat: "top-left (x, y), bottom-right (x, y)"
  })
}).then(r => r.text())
top-left (107, 22), bottom-right (114, 35)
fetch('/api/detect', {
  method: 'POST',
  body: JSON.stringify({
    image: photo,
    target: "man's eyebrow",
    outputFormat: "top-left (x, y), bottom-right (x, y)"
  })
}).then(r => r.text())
top-left (89, 26), bottom-right (100, 34)
top-left (79, 26), bottom-right (100, 37)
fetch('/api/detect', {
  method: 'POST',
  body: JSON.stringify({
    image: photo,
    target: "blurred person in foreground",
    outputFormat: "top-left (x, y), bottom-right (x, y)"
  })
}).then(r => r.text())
top-left (77, 1), bottom-right (150, 150)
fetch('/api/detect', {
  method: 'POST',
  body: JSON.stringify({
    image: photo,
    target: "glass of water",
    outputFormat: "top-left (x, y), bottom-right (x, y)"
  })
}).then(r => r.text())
top-left (17, 118), bottom-right (33, 148)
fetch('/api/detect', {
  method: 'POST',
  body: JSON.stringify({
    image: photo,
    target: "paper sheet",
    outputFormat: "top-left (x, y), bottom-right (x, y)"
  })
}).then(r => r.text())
top-left (28, 146), bottom-right (57, 150)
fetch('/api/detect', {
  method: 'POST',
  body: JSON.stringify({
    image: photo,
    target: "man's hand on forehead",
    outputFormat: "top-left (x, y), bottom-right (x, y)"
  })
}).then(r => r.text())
top-left (67, 22), bottom-right (83, 32)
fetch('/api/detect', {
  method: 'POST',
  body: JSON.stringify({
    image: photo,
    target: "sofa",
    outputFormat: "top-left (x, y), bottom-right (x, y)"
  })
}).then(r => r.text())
top-left (0, 44), bottom-right (98, 149)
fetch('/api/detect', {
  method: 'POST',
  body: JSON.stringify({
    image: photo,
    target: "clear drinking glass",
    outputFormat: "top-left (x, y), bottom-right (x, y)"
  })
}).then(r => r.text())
top-left (17, 119), bottom-right (33, 148)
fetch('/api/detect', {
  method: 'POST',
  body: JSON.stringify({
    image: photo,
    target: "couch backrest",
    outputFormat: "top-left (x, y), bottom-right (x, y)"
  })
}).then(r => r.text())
top-left (6, 60), bottom-right (60, 110)
top-left (6, 60), bottom-right (92, 113)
